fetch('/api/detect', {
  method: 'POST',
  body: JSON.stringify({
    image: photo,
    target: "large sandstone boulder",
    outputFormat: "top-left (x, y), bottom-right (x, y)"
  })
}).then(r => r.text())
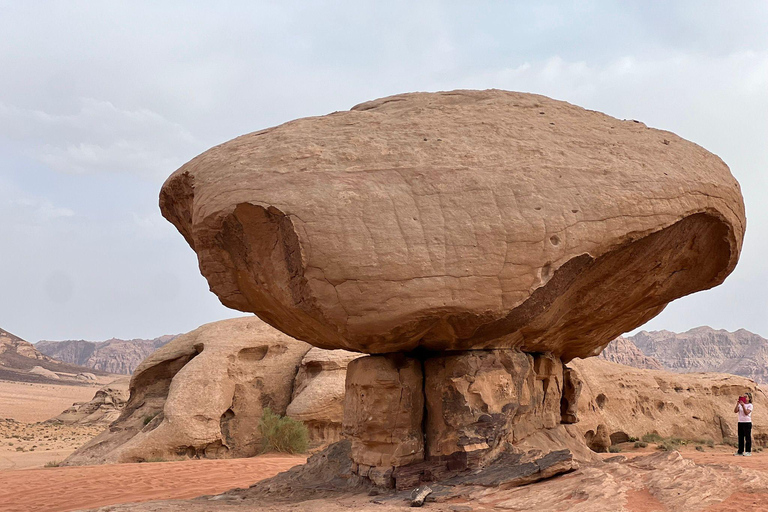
top-left (286, 347), bottom-right (362, 446)
top-left (64, 317), bottom-right (311, 465)
top-left (160, 89), bottom-right (745, 359)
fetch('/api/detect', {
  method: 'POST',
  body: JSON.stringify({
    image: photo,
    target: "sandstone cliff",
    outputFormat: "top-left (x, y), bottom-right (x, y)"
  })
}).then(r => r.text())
top-left (36, 335), bottom-right (177, 375)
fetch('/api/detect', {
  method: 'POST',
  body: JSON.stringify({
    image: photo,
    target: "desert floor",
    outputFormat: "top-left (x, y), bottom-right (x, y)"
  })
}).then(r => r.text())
top-left (0, 445), bottom-right (763, 512)
top-left (0, 380), bottom-right (101, 423)
top-left (0, 454), bottom-right (306, 512)
top-left (0, 380), bottom-right (107, 470)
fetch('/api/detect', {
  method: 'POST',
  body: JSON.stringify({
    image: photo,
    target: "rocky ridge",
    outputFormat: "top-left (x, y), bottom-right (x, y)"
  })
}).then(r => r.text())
top-left (36, 335), bottom-right (177, 375)
top-left (600, 327), bottom-right (768, 384)
top-left (598, 336), bottom-right (663, 370)
top-left (0, 328), bottom-right (110, 385)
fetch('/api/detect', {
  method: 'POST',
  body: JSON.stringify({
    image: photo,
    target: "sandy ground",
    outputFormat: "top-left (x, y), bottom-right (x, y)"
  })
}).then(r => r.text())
top-left (0, 419), bottom-right (104, 469)
top-left (0, 455), bottom-right (306, 512)
top-left (0, 380), bottom-right (109, 470)
top-left (0, 380), bottom-right (101, 423)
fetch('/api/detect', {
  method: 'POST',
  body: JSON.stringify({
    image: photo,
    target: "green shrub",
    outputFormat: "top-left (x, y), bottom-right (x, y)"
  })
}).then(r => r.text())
top-left (143, 413), bottom-right (158, 426)
top-left (608, 446), bottom-right (622, 453)
top-left (628, 436), bottom-right (638, 442)
top-left (634, 441), bottom-right (648, 448)
top-left (695, 445), bottom-right (705, 452)
top-left (44, 460), bottom-right (60, 467)
top-left (642, 433), bottom-right (663, 443)
top-left (258, 408), bottom-right (309, 454)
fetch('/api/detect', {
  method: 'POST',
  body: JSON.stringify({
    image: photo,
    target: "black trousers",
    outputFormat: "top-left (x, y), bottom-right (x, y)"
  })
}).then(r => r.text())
top-left (738, 421), bottom-right (752, 454)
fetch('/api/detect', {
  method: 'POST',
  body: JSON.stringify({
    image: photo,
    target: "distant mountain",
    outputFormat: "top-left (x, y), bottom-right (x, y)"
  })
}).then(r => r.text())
top-left (597, 336), bottom-right (664, 370)
top-left (0, 328), bottom-right (108, 384)
top-left (36, 335), bottom-right (177, 375)
top-left (599, 327), bottom-right (768, 385)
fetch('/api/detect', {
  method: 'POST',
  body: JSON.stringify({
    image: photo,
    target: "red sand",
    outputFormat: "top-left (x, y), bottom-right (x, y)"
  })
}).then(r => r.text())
top-left (0, 454), bottom-right (305, 512)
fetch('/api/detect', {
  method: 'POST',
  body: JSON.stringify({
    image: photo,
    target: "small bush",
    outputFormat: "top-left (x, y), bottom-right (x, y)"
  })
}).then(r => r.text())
top-left (144, 457), bottom-right (167, 463)
top-left (642, 433), bottom-right (663, 443)
top-left (608, 446), bottom-right (622, 453)
top-left (258, 408), bottom-right (309, 454)
top-left (44, 460), bottom-right (60, 467)
top-left (628, 436), bottom-right (638, 442)
top-left (143, 413), bottom-right (158, 426)
top-left (634, 441), bottom-right (648, 448)
top-left (695, 445), bottom-right (705, 452)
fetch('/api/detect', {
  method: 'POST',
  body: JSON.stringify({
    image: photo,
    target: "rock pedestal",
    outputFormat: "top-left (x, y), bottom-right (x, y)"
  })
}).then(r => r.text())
top-left (343, 348), bottom-right (573, 487)
top-left (342, 354), bottom-right (425, 475)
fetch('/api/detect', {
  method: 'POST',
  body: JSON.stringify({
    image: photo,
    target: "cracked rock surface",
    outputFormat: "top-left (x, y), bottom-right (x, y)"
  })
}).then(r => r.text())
top-left (160, 89), bottom-right (745, 358)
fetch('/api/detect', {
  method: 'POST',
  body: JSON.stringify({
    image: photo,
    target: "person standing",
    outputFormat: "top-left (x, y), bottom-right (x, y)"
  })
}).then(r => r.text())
top-left (734, 392), bottom-right (753, 456)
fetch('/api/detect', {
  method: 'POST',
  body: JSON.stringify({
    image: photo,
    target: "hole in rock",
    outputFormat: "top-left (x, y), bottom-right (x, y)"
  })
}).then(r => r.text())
top-left (596, 393), bottom-right (608, 409)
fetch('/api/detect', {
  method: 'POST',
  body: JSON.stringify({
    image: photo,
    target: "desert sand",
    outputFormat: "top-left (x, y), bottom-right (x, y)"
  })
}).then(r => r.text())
top-left (0, 381), bottom-right (102, 423)
top-left (0, 454), bottom-right (305, 512)
top-left (0, 380), bottom-right (114, 470)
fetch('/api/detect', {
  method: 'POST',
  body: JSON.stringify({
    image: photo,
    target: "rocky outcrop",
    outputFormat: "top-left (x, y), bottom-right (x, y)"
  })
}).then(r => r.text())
top-left (37, 335), bottom-right (177, 375)
top-left (0, 327), bottom-right (110, 384)
top-left (598, 336), bottom-right (664, 370)
top-left (584, 423), bottom-right (611, 452)
top-left (1, 328), bottom-right (51, 361)
top-left (49, 379), bottom-right (130, 425)
top-left (572, 357), bottom-right (767, 447)
top-left (629, 327), bottom-right (768, 384)
top-left (286, 348), bottom-right (361, 446)
top-left (64, 317), bottom-right (311, 465)
top-left (160, 89), bottom-right (745, 359)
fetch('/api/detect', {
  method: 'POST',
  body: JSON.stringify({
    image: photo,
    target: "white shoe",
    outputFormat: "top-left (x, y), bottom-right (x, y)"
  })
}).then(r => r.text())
top-left (744, 452), bottom-right (752, 457)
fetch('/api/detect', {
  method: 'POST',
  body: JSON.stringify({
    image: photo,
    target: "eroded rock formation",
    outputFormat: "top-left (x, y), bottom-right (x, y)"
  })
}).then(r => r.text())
top-left (158, 89), bottom-right (746, 489)
top-left (572, 357), bottom-right (768, 447)
top-left (64, 317), bottom-right (311, 465)
top-left (49, 379), bottom-right (130, 425)
top-left (286, 347), bottom-right (362, 446)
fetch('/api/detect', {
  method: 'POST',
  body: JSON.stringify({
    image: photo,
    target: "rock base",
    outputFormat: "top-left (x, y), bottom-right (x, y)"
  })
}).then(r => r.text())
top-left (342, 348), bottom-right (578, 488)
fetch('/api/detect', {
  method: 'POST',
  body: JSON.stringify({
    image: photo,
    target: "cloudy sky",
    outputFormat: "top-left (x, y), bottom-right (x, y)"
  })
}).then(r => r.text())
top-left (1, 1), bottom-right (767, 343)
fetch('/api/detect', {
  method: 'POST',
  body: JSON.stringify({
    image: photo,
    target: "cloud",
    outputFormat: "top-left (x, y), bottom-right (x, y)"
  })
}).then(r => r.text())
top-left (0, 98), bottom-right (201, 178)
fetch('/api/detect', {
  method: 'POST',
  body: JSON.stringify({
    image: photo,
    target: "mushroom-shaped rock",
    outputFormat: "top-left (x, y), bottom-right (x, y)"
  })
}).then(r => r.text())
top-left (160, 89), bottom-right (745, 359)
